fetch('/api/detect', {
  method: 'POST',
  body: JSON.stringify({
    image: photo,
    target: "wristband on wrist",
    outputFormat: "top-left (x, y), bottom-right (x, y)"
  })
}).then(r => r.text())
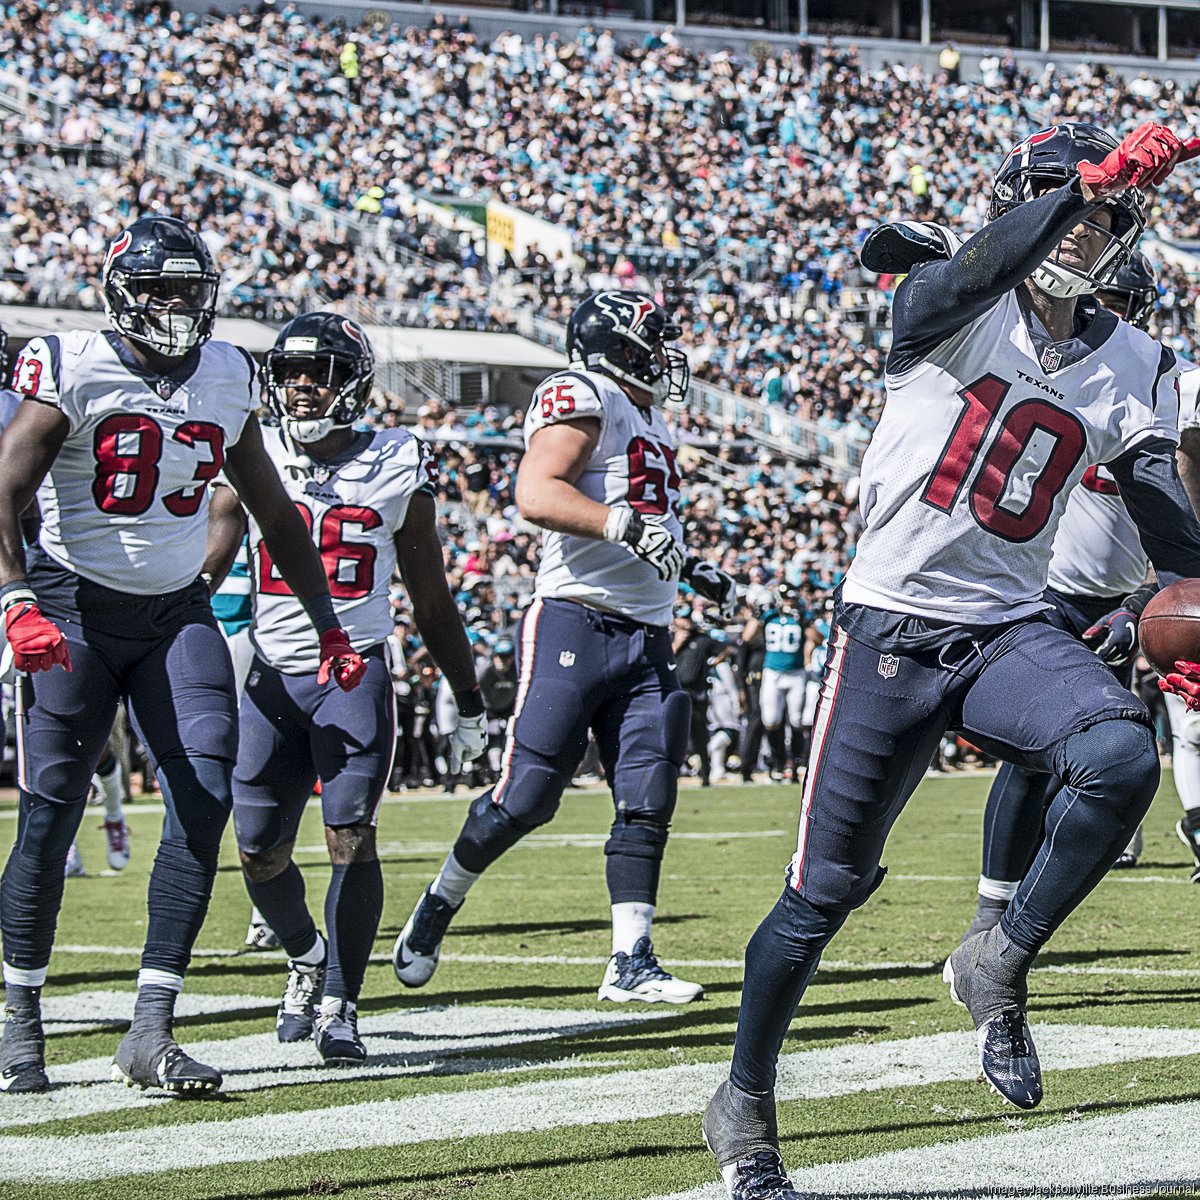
top-left (454, 685), bottom-right (485, 718)
top-left (0, 582), bottom-right (36, 613)
top-left (603, 505), bottom-right (635, 544)
top-left (1121, 582), bottom-right (1157, 618)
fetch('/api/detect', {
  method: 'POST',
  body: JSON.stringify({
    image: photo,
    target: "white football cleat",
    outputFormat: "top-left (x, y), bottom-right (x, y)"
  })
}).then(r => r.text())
top-left (598, 936), bottom-right (703, 1004)
top-left (64, 843), bottom-right (85, 878)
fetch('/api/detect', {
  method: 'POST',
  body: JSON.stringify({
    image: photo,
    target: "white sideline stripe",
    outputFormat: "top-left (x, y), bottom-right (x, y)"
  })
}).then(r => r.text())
top-left (0, 1005), bottom-right (670, 1130)
top-left (649, 1098), bottom-right (1200, 1200)
top-left (1, 1024), bottom-right (1194, 1182)
top-left (31, 991), bottom-right (275, 1036)
top-left (294, 831), bottom-right (788, 855)
top-left (49, 944), bottom-right (1200, 979)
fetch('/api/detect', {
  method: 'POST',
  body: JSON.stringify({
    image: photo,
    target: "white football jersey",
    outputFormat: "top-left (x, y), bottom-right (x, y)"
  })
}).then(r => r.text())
top-left (1045, 465), bottom-right (1147, 599)
top-left (844, 292), bottom-right (1178, 623)
top-left (247, 425), bottom-right (434, 674)
top-left (524, 369), bottom-right (682, 627)
top-left (14, 330), bottom-right (255, 594)
top-left (1177, 360), bottom-right (1200, 431)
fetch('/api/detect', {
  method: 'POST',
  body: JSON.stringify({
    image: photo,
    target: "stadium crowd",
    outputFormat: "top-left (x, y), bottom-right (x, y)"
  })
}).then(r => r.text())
top-left (2, 2), bottom-right (1199, 785)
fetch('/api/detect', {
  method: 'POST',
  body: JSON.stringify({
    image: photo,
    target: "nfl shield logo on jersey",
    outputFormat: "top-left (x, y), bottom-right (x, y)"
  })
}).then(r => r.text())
top-left (154, 377), bottom-right (175, 399)
top-left (877, 654), bottom-right (899, 679)
top-left (559, 651), bottom-right (576, 668)
top-left (1040, 345), bottom-right (1062, 373)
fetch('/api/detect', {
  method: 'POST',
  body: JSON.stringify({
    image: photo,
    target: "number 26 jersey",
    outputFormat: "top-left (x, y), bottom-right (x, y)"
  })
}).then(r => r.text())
top-left (16, 330), bottom-right (255, 595)
top-left (524, 369), bottom-right (683, 627)
top-left (843, 291), bottom-right (1179, 624)
top-left (247, 425), bottom-right (433, 674)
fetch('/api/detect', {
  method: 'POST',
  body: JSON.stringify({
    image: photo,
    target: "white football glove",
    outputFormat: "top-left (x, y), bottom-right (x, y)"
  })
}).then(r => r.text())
top-left (683, 556), bottom-right (737, 618)
top-left (448, 713), bottom-right (487, 774)
top-left (604, 504), bottom-right (684, 582)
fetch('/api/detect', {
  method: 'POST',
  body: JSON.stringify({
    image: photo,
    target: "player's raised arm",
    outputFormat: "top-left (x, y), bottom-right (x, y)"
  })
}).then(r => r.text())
top-left (224, 413), bottom-right (365, 690)
top-left (394, 488), bottom-right (485, 773)
top-left (201, 481), bottom-right (248, 595)
top-left (888, 123), bottom-right (1194, 369)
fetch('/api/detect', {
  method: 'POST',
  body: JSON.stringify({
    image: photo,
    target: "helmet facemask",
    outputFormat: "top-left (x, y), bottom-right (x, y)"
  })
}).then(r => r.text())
top-left (265, 349), bottom-right (374, 444)
top-left (587, 327), bottom-right (690, 405)
top-left (105, 270), bottom-right (219, 357)
top-left (1031, 201), bottom-right (1144, 300)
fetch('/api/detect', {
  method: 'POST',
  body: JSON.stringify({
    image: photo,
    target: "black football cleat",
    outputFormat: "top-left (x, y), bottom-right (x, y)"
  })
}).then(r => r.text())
top-left (943, 931), bottom-right (1042, 1110)
top-left (276, 954), bottom-right (325, 1043)
top-left (314, 999), bottom-right (366, 1066)
top-left (112, 1029), bottom-right (222, 1096)
top-left (704, 1080), bottom-right (801, 1199)
top-left (1177, 815), bottom-right (1200, 883)
top-left (392, 885), bottom-right (461, 988)
top-left (0, 1004), bottom-right (49, 1094)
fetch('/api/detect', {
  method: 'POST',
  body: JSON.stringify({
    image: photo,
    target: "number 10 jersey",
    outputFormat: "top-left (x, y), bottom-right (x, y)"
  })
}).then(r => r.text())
top-left (843, 291), bottom-right (1179, 624)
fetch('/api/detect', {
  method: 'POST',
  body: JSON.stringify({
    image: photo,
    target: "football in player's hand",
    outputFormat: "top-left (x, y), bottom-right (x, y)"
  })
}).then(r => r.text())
top-left (1139, 580), bottom-right (1200, 676)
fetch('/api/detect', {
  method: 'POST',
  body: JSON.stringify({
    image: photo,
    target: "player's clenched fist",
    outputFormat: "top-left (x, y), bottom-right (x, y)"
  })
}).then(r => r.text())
top-left (1, 588), bottom-right (71, 673)
top-left (317, 628), bottom-right (366, 691)
top-left (604, 503), bottom-right (684, 582)
top-left (1078, 122), bottom-right (1200, 198)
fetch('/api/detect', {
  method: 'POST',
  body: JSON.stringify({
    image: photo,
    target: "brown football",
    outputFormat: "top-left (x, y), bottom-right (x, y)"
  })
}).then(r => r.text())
top-left (1139, 579), bottom-right (1200, 676)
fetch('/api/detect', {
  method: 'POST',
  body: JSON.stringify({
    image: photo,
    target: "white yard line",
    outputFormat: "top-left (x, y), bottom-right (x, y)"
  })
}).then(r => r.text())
top-left (49, 944), bottom-right (1200, 979)
top-left (649, 1098), bottom-right (1200, 1200)
top-left (0, 1005), bottom-right (671, 1130)
top-left (34, 991), bottom-right (275, 1036)
top-left (1, 1023), bottom-right (1194, 1182)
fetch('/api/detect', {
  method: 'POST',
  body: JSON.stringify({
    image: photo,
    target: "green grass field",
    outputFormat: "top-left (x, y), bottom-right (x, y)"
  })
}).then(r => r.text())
top-left (2, 773), bottom-right (1199, 1200)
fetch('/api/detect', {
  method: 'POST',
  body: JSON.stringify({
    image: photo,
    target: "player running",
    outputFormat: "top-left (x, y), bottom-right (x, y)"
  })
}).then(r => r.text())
top-left (391, 291), bottom-right (735, 1004)
top-left (0, 217), bottom-right (365, 1097)
top-left (205, 312), bottom-right (485, 1065)
top-left (702, 123), bottom-right (1200, 1199)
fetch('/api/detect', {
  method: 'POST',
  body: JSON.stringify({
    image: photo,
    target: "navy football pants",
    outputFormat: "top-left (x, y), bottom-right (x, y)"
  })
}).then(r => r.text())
top-left (453, 598), bottom-right (692, 906)
top-left (731, 610), bottom-right (1158, 1093)
top-left (1, 557), bottom-right (237, 980)
top-left (980, 588), bottom-right (1134, 885)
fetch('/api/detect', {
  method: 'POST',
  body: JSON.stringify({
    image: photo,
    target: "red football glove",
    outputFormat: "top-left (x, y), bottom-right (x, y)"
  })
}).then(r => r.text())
top-left (1077, 122), bottom-right (1200, 197)
top-left (1159, 661), bottom-right (1200, 711)
top-left (317, 628), bottom-right (366, 691)
top-left (5, 601), bottom-right (71, 673)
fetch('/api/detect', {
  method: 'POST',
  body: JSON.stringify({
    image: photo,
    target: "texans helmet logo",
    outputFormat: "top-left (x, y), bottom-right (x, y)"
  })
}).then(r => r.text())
top-left (594, 291), bottom-right (656, 336)
top-left (103, 231), bottom-right (132, 275)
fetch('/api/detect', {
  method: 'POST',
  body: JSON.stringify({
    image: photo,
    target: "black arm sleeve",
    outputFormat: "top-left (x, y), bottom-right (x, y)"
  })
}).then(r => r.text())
top-left (1109, 438), bottom-right (1200, 586)
top-left (888, 181), bottom-right (1099, 373)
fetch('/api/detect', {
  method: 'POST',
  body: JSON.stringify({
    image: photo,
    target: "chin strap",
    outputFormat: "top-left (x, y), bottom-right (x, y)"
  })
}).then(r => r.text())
top-left (279, 423), bottom-right (313, 479)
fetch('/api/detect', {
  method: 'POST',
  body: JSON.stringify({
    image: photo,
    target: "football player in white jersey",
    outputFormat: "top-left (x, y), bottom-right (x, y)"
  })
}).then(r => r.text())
top-left (391, 291), bottom-right (735, 1004)
top-left (703, 123), bottom-right (1200, 1199)
top-left (0, 217), bottom-right (366, 1097)
top-left (205, 312), bottom-right (485, 1065)
top-left (1164, 354), bottom-right (1200, 877)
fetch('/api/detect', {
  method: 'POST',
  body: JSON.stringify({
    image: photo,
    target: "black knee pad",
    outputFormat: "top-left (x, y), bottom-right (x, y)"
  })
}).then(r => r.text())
top-left (604, 813), bottom-right (669, 862)
top-left (1061, 718), bottom-right (1159, 816)
top-left (454, 793), bottom-right (541, 874)
top-left (14, 791), bottom-right (85, 862)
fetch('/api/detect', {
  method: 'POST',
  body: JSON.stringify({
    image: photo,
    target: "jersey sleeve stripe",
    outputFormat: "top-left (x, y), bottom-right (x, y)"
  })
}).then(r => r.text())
top-left (1152, 344), bottom-right (1177, 412)
top-left (43, 335), bottom-right (63, 396)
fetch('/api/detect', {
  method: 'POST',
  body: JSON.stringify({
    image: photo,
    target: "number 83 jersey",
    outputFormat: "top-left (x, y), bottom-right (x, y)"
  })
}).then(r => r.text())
top-left (248, 425), bottom-right (433, 674)
top-left (524, 369), bottom-right (683, 627)
top-left (843, 291), bottom-right (1179, 624)
top-left (17, 330), bottom-right (256, 595)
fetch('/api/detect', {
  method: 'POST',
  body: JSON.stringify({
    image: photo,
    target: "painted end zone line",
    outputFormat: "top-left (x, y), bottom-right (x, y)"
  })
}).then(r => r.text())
top-left (1, 1024), bottom-right (1195, 1183)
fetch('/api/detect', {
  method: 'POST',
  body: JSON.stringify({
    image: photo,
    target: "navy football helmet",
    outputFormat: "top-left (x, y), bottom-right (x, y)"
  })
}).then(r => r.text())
top-left (566, 291), bottom-right (689, 404)
top-left (1095, 251), bottom-right (1158, 330)
top-left (264, 311), bottom-right (376, 444)
top-left (102, 216), bottom-right (219, 357)
top-left (988, 124), bottom-right (1146, 299)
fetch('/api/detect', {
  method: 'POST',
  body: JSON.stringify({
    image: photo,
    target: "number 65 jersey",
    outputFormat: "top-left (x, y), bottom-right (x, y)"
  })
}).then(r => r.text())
top-left (524, 369), bottom-right (683, 627)
top-left (16, 330), bottom-right (255, 594)
top-left (843, 291), bottom-right (1179, 624)
top-left (246, 425), bottom-right (434, 674)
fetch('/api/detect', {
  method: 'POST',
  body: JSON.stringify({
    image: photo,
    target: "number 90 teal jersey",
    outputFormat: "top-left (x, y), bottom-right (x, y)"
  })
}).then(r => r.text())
top-left (762, 610), bottom-right (807, 673)
top-left (843, 290), bottom-right (1178, 624)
